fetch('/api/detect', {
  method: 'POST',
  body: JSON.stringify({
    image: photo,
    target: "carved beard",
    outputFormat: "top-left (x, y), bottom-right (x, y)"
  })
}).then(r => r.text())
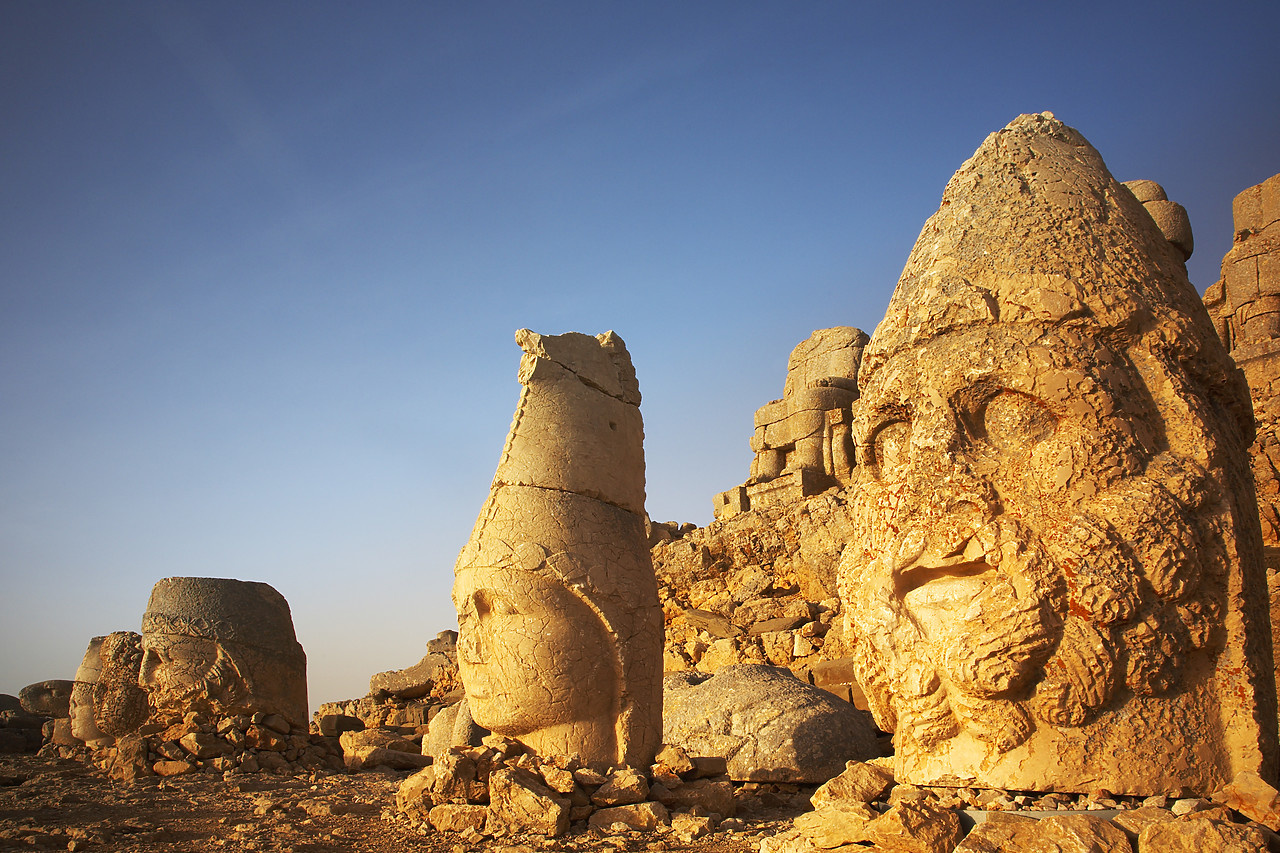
top-left (151, 641), bottom-right (250, 717)
top-left (843, 452), bottom-right (1222, 757)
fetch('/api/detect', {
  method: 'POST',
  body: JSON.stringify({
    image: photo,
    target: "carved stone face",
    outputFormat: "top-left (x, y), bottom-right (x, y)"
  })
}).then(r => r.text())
top-left (838, 112), bottom-right (1272, 795)
top-left (68, 681), bottom-right (102, 743)
top-left (844, 321), bottom-right (1227, 787)
top-left (138, 632), bottom-right (248, 716)
top-left (138, 577), bottom-right (309, 726)
top-left (454, 566), bottom-right (615, 741)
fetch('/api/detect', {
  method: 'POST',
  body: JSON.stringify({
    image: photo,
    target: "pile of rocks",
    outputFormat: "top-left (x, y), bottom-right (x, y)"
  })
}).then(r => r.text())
top-left (90, 710), bottom-right (344, 782)
top-left (396, 737), bottom-right (740, 842)
top-left (761, 761), bottom-right (1280, 853)
top-left (650, 490), bottom-right (869, 706)
top-left (312, 630), bottom-right (462, 746)
top-left (0, 690), bottom-right (59, 754)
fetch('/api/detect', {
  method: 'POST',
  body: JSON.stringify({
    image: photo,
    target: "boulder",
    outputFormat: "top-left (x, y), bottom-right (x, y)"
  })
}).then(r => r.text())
top-left (954, 813), bottom-right (1130, 853)
top-left (18, 681), bottom-right (73, 717)
top-left (663, 665), bottom-right (878, 782)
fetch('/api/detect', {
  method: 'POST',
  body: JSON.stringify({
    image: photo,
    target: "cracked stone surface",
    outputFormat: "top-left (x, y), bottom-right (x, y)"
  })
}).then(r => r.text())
top-left (838, 112), bottom-right (1276, 795)
top-left (453, 330), bottom-right (663, 769)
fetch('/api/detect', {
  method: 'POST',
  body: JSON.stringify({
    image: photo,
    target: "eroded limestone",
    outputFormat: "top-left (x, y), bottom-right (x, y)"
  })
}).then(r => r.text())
top-left (838, 112), bottom-right (1276, 794)
top-left (139, 577), bottom-right (308, 727)
top-left (453, 330), bottom-right (663, 768)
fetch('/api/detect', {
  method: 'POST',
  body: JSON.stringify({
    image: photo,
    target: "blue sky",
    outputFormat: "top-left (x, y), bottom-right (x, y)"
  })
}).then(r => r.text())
top-left (3, 1), bottom-right (1278, 710)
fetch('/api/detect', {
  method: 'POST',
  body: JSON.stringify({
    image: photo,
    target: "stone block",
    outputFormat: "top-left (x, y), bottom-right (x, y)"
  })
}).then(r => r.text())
top-left (485, 766), bottom-right (569, 837)
top-left (1235, 184), bottom-right (1263, 234)
top-left (428, 803), bottom-right (488, 833)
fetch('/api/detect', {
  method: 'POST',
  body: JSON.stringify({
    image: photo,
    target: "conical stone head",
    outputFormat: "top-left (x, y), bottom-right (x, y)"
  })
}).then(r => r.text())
top-left (453, 330), bottom-right (663, 769)
top-left (839, 112), bottom-right (1275, 795)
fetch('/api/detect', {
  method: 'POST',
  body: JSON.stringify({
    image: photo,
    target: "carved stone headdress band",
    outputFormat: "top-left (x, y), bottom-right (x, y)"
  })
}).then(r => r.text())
top-left (141, 576), bottom-right (305, 659)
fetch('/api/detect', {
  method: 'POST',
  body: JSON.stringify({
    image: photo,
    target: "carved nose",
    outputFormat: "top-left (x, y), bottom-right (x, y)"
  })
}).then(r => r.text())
top-left (459, 630), bottom-right (484, 664)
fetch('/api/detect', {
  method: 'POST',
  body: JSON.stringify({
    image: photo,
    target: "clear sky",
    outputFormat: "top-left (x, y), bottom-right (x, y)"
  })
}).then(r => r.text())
top-left (2, 1), bottom-right (1278, 712)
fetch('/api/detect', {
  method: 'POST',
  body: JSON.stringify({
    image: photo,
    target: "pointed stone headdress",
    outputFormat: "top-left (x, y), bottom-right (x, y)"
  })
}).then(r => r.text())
top-left (864, 112), bottom-right (1252, 445)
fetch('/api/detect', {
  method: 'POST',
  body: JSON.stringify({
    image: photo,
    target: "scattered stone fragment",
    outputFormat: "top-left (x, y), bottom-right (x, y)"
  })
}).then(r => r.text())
top-left (485, 766), bottom-right (569, 837)
top-left (428, 802), bottom-right (489, 833)
top-left (811, 760), bottom-right (895, 807)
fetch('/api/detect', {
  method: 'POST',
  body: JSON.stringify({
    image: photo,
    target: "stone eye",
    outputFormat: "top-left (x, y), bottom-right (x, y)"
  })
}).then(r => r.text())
top-left (982, 391), bottom-right (1055, 452)
top-left (872, 420), bottom-right (912, 477)
top-left (474, 589), bottom-right (517, 618)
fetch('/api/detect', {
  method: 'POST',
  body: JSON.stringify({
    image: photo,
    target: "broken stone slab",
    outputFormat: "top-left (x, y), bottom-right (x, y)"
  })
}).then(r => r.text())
top-left (590, 767), bottom-right (648, 806)
top-left (1211, 769), bottom-right (1280, 831)
top-left (345, 746), bottom-right (431, 772)
top-left (811, 760), bottom-right (895, 807)
top-left (648, 777), bottom-right (736, 817)
top-left (793, 801), bottom-right (877, 847)
top-left (863, 800), bottom-right (963, 853)
top-left (1137, 815), bottom-right (1271, 852)
top-left (428, 803), bottom-right (488, 833)
top-left (663, 664), bottom-right (879, 783)
top-left (422, 698), bottom-right (486, 759)
top-left (315, 713), bottom-right (364, 738)
top-left (587, 801), bottom-right (670, 832)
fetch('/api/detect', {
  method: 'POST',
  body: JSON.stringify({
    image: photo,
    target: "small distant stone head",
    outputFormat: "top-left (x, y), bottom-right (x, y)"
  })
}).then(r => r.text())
top-left (139, 577), bottom-right (308, 727)
top-left (70, 637), bottom-right (107, 744)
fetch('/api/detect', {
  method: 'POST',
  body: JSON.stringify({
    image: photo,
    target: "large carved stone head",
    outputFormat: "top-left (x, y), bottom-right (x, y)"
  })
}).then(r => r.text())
top-left (838, 113), bottom-right (1276, 794)
top-left (453, 330), bottom-right (663, 769)
top-left (139, 577), bottom-right (308, 727)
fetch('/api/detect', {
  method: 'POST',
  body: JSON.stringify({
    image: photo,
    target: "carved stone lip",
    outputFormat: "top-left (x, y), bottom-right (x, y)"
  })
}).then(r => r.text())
top-left (896, 558), bottom-right (994, 600)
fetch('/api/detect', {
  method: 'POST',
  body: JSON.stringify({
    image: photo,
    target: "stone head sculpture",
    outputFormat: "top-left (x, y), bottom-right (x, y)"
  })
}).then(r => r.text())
top-left (70, 637), bottom-right (107, 745)
top-left (139, 577), bottom-right (308, 727)
top-left (838, 113), bottom-right (1276, 794)
top-left (71, 632), bottom-right (149, 745)
top-left (453, 330), bottom-right (663, 769)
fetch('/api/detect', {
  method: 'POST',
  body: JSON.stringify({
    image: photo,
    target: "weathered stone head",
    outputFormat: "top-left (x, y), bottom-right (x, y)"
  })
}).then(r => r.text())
top-left (139, 577), bottom-right (308, 727)
top-left (453, 330), bottom-right (663, 768)
top-left (70, 637), bottom-right (107, 745)
top-left (838, 112), bottom-right (1276, 794)
top-left (93, 632), bottom-right (149, 738)
top-left (70, 632), bottom-right (149, 746)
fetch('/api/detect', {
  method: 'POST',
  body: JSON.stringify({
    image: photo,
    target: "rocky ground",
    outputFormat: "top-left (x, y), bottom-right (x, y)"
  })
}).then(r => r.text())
top-left (0, 753), bottom-right (805, 853)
